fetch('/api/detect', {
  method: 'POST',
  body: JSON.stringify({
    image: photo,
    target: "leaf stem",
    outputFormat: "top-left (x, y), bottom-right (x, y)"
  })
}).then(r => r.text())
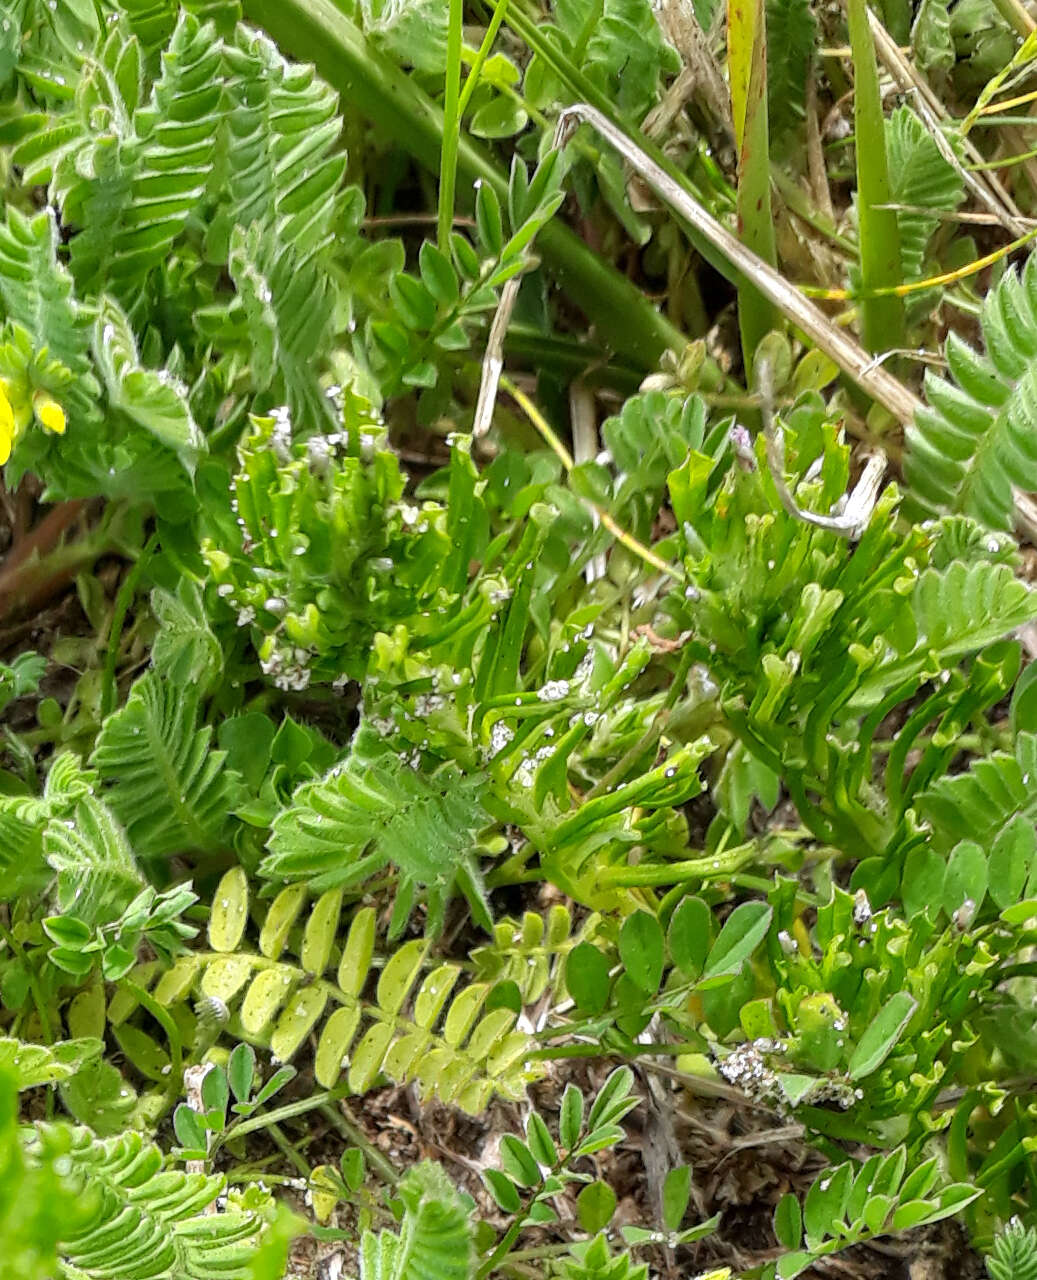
top-left (101, 531), bottom-right (158, 719)
top-left (122, 978), bottom-right (183, 1105)
top-left (223, 1081), bottom-right (352, 1143)
top-left (438, 0), bottom-right (464, 254)
top-left (457, 0), bottom-right (510, 119)
top-left (500, 375), bottom-right (684, 582)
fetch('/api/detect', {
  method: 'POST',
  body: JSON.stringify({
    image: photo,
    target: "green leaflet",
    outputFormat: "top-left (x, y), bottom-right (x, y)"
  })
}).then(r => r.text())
top-left (262, 727), bottom-right (490, 937)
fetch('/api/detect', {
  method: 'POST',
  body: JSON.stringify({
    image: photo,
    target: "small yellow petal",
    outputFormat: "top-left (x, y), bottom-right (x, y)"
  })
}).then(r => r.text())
top-left (2, 378), bottom-right (31, 430)
top-left (0, 388), bottom-right (15, 465)
top-left (34, 393), bottom-right (66, 435)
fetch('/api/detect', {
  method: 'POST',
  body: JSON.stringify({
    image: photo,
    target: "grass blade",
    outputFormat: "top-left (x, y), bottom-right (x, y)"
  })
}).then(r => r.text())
top-left (728, 0), bottom-right (779, 374)
top-left (846, 0), bottom-right (905, 353)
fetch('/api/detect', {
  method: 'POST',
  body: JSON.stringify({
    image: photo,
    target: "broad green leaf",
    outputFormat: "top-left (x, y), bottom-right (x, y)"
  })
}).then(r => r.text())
top-left (662, 1165), bottom-right (692, 1231)
top-left (228, 1044), bottom-right (256, 1104)
top-left (668, 896), bottom-right (712, 978)
top-left (566, 942), bottom-right (612, 1014)
top-left (773, 1191), bottom-right (802, 1250)
top-left (559, 1083), bottom-right (583, 1151)
top-left (577, 1181), bottom-right (617, 1233)
top-left (848, 992), bottom-right (917, 1080)
top-left (618, 910), bottom-right (664, 993)
top-left (988, 814), bottom-right (1033, 910)
top-left (702, 902), bottom-right (772, 979)
top-left (499, 1135), bottom-right (541, 1187)
top-left (942, 840), bottom-right (988, 917)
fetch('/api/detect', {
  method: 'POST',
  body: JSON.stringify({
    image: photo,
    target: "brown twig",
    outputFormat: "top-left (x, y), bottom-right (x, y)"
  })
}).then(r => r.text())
top-left (0, 500), bottom-right (88, 619)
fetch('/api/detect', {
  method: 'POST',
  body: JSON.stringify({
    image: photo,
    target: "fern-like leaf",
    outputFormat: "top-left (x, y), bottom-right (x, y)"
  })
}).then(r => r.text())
top-left (217, 26), bottom-right (346, 261)
top-left (23, 1121), bottom-right (263, 1279)
top-left (120, 0), bottom-right (240, 57)
top-left (765, 0), bottom-right (816, 141)
top-left (917, 730), bottom-right (1037, 859)
top-left (49, 16), bottom-right (223, 304)
top-left (0, 208), bottom-right (95, 413)
top-left (471, 907), bottom-right (594, 1004)
top-left (987, 1221), bottom-right (1037, 1280)
top-left (224, 222), bottom-right (337, 428)
top-left (0, 751), bottom-right (97, 894)
top-left (886, 105), bottom-right (963, 283)
top-left (43, 793), bottom-right (145, 925)
top-left (90, 671), bottom-right (244, 858)
top-left (907, 254), bottom-right (1037, 528)
top-left (262, 728), bottom-right (489, 936)
top-left (857, 561), bottom-right (1037, 699)
top-left (358, 1162), bottom-right (475, 1280)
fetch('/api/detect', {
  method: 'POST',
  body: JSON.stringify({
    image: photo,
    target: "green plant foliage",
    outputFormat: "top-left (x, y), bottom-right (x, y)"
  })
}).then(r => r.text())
top-left (0, 1069), bottom-right (80, 1280)
top-left (470, 906), bottom-right (591, 1004)
top-left (358, 1161), bottom-right (475, 1280)
top-left (912, 0), bottom-right (956, 75)
top-left (907, 255), bottom-right (1037, 529)
top-left (22, 1119), bottom-right (269, 1278)
top-left (200, 396), bottom-right (460, 691)
top-left (765, 0), bottom-right (815, 141)
top-left (6, 0), bottom-right (1037, 1271)
top-left (765, 1149), bottom-right (978, 1278)
top-left (987, 1221), bottom-right (1037, 1280)
top-left (666, 410), bottom-right (1037, 863)
top-left (90, 671), bottom-right (245, 857)
top-left (886, 105), bottom-right (964, 283)
top-left (0, 1036), bottom-right (103, 1089)
top-left (112, 874), bottom-right (542, 1111)
top-left (263, 725), bottom-right (490, 936)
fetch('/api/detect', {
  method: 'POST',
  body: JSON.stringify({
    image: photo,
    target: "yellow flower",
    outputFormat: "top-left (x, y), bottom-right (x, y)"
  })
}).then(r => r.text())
top-left (0, 376), bottom-right (33, 466)
top-left (0, 384), bottom-right (14, 465)
top-left (34, 391), bottom-right (66, 435)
